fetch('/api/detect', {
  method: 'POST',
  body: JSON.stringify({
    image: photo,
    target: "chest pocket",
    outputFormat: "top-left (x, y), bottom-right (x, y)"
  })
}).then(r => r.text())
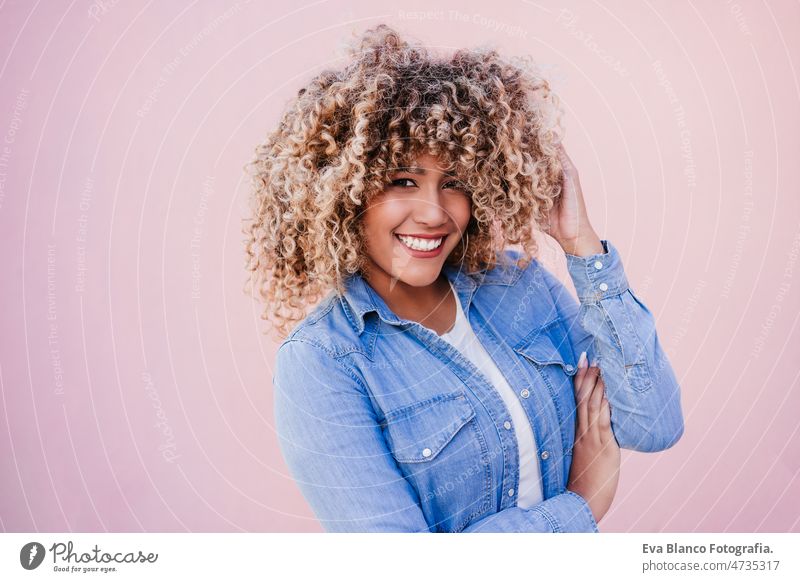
top-left (380, 391), bottom-right (493, 532)
top-left (513, 319), bottom-right (578, 458)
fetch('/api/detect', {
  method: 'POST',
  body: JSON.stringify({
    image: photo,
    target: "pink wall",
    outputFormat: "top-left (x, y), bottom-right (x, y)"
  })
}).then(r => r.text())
top-left (0, 0), bottom-right (798, 532)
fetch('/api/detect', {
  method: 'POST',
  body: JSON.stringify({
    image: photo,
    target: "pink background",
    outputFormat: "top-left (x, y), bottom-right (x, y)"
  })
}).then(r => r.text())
top-left (0, 0), bottom-right (798, 532)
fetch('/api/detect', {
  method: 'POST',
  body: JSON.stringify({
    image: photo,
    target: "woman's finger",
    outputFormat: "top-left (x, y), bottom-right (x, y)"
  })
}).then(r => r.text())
top-left (599, 396), bottom-right (618, 449)
top-left (573, 367), bottom-right (588, 435)
top-left (573, 352), bottom-right (591, 433)
top-left (587, 367), bottom-right (605, 436)
top-left (576, 366), bottom-right (599, 436)
top-left (599, 394), bottom-right (611, 431)
top-left (574, 351), bottom-right (590, 394)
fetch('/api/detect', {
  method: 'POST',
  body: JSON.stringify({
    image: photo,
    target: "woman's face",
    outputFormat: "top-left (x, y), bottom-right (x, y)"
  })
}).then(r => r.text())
top-left (361, 152), bottom-right (472, 290)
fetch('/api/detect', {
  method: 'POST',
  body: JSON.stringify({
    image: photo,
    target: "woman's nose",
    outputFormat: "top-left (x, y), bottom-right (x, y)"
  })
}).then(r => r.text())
top-left (412, 185), bottom-right (448, 225)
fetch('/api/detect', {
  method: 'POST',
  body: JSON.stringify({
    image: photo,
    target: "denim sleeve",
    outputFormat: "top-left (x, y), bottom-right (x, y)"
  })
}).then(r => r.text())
top-left (274, 339), bottom-right (600, 532)
top-left (461, 490), bottom-right (598, 532)
top-left (273, 339), bottom-right (433, 532)
top-left (541, 239), bottom-right (685, 452)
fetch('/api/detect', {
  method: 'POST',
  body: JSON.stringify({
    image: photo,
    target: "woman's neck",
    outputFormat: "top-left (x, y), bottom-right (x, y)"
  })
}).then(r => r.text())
top-left (365, 270), bottom-right (455, 332)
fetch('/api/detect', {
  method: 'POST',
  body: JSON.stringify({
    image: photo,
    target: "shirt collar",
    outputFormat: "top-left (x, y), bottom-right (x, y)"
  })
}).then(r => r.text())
top-left (340, 254), bottom-right (519, 336)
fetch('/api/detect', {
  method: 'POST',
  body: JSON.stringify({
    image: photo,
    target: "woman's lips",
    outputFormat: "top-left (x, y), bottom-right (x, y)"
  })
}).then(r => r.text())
top-left (395, 234), bottom-right (445, 258)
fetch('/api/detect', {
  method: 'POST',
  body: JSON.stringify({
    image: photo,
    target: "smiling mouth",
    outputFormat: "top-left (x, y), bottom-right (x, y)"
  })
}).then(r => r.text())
top-left (395, 234), bottom-right (445, 252)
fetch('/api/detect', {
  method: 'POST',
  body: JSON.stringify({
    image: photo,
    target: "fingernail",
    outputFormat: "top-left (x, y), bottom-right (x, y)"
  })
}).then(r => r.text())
top-left (590, 358), bottom-right (598, 367)
top-left (578, 351), bottom-right (587, 369)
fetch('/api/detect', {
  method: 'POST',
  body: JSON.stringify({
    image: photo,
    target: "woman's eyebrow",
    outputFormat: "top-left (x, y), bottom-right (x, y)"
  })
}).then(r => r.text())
top-left (392, 166), bottom-right (458, 178)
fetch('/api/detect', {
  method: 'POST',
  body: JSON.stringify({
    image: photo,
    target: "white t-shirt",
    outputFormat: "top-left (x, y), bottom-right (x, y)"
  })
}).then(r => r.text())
top-left (437, 280), bottom-right (544, 507)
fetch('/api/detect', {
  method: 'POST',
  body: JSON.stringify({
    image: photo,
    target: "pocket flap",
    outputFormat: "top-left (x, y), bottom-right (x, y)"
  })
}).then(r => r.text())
top-left (513, 319), bottom-right (578, 376)
top-left (382, 392), bottom-right (476, 463)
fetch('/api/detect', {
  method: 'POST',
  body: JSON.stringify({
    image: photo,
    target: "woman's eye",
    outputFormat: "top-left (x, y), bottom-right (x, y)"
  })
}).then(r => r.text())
top-left (443, 181), bottom-right (466, 191)
top-left (390, 178), bottom-right (416, 188)
top-left (387, 178), bottom-right (467, 191)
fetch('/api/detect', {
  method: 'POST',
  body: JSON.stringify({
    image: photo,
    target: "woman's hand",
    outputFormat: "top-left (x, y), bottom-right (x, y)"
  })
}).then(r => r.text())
top-left (566, 354), bottom-right (620, 523)
top-left (545, 144), bottom-right (605, 257)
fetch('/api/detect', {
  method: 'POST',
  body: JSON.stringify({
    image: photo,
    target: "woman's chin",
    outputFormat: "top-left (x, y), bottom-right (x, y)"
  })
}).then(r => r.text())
top-left (387, 269), bottom-right (441, 290)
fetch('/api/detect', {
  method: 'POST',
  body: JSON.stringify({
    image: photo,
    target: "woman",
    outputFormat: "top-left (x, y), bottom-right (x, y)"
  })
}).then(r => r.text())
top-left (245, 25), bottom-right (684, 532)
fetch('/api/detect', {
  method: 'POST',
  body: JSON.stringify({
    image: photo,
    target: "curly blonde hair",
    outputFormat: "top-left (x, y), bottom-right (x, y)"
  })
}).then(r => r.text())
top-left (244, 24), bottom-right (566, 339)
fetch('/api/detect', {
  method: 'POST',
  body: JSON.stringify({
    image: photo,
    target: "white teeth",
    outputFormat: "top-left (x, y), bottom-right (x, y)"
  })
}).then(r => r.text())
top-left (397, 235), bottom-right (444, 251)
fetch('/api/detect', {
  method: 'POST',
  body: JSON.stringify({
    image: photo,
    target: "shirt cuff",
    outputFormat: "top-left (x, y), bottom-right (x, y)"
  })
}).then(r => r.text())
top-left (532, 490), bottom-right (600, 533)
top-left (565, 239), bottom-right (630, 303)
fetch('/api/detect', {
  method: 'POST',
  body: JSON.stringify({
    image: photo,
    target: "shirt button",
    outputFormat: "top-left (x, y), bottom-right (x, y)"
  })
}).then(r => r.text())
top-left (540, 450), bottom-right (550, 460)
top-left (594, 260), bottom-right (603, 270)
top-left (520, 388), bottom-right (530, 398)
top-left (422, 448), bottom-right (432, 458)
top-left (599, 282), bottom-right (609, 291)
top-left (565, 364), bottom-right (574, 372)
top-left (503, 420), bottom-right (512, 430)
top-left (508, 488), bottom-right (515, 497)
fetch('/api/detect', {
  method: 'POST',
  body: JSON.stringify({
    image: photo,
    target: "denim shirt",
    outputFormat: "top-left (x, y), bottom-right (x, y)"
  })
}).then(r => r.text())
top-left (272, 239), bottom-right (684, 533)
